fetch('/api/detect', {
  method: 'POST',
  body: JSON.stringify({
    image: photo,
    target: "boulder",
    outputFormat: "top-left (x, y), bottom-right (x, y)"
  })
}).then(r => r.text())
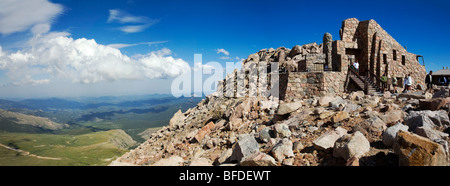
top-left (398, 92), bottom-right (432, 100)
top-left (277, 102), bottom-right (302, 115)
top-left (368, 96), bottom-right (381, 107)
top-left (405, 114), bottom-right (435, 132)
top-left (379, 110), bottom-right (406, 125)
top-left (406, 110), bottom-right (449, 130)
top-left (349, 91), bottom-right (365, 101)
top-left (333, 131), bottom-right (370, 161)
top-left (419, 98), bottom-right (446, 111)
top-left (227, 118), bottom-right (243, 131)
top-left (217, 148), bottom-right (233, 164)
top-left (193, 121), bottom-right (215, 143)
top-left (259, 127), bottom-right (273, 143)
top-left (152, 156), bottom-right (184, 166)
top-left (318, 96), bottom-right (335, 106)
top-left (383, 91), bottom-right (392, 98)
top-left (289, 45), bottom-right (302, 58)
top-left (433, 88), bottom-right (449, 98)
top-left (189, 158), bottom-right (213, 166)
top-left (246, 53), bottom-right (260, 63)
top-left (393, 131), bottom-right (448, 166)
top-left (353, 116), bottom-right (386, 140)
top-left (240, 151), bottom-right (277, 166)
top-left (332, 111), bottom-right (350, 123)
top-left (274, 124), bottom-right (292, 138)
top-left (382, 123), bottom-right (409, 147)
top-left (330, 97), bottom-right (347, 110)
top-left (343, 103), bottom-right (360, 113)
top-left (230, 134), bottom-right (260, 162)
top-left (169, 110), bottom-right (185, 129)
top-left (271, 138), bottom-right (295, 162)
top-left (319, 110), bottom-right (335, 119)
top-left (293, 141), bottom-right (304, 153)
top-left (313, 127), bottom-right (348, 150)
top-left (415, 126), bottom-right (449, 142)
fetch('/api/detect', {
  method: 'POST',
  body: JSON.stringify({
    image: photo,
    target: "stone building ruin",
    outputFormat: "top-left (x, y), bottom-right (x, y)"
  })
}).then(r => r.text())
top-left (218, 18), bottom-right (426, 100)
top-left (216, 18), bottom-right (427, 101)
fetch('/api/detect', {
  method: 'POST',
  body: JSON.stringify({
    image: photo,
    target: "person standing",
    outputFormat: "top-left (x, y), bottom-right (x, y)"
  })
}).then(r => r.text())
top-left (425, 71), bottom-right (433, 94)
top-left (354, 61), bottom-right (359, 75)
top-left (381, 72), bottom-right (388, 92)
top-left (392, 75), bottom-right (398, 93)
top-left (403, 75), bottom-right (409, 93)
top-left (407, 74), bottom-right (413, 92)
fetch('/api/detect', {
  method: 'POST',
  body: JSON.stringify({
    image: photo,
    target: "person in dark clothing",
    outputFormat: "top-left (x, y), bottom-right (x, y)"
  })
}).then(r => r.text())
top-left (425, 71), bottom-right (433, 94)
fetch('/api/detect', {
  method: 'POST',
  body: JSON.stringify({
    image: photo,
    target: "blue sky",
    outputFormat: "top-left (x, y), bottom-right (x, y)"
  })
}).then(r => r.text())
top-left (0, 0), bottom-right (449, 98)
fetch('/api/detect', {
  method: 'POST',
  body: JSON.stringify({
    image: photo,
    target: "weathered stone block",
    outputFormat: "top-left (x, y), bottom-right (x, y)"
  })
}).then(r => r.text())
top-left (393, 131), bottom-right (448, 166)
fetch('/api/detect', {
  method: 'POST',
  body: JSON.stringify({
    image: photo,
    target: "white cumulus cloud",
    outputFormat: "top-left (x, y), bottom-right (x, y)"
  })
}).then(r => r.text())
top-left (0, 0), bottom-right (63, 35)
top-left (0, 33), bottom-right (190, 85)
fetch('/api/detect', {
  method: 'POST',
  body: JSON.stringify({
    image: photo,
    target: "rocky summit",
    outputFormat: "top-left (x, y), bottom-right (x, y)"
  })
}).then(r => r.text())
top-left (110, 86), bottom-right (450, 166)
top-left (111, 18), bottom-right (450, 166)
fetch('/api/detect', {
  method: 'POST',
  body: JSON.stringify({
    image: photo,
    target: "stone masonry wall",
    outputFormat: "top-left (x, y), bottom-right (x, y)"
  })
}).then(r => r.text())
top-left (284, 71), bottom-right (347, 101)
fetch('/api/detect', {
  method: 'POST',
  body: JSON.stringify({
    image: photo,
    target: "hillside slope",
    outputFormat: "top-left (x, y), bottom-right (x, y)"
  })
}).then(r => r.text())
top-left (0, 109), bottom-right (68, 132)
top-left (0, 129), bottom-right (136, 166)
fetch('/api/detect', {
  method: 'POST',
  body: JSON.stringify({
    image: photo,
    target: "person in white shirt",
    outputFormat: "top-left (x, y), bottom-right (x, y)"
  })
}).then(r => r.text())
top-left (403, 75), bottom-right (408, 93)
top-left (353, 61), bottom-right (359, 74)
top-left (404, 74), bottom-right (413, 92)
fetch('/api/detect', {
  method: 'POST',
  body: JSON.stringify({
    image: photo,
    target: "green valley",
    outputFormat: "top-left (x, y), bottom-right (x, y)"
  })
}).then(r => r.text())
top-left (0, 130), bottom-right (136, 166)
top-left (0, 95), bottom-right (203, 165)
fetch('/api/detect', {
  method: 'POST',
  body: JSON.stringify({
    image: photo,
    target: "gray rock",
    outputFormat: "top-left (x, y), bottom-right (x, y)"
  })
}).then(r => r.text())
top-left (415, 126), bottom-right (449, 142)
top-left (189, 158), bottom-right (213, 166)
top-left (349, 91), bottom-right (365, 100)
top-left (230, 134), bottom-right (260, 162)
top-left (406, 110), bottom-right (449, 131)
top-left (343, 103), bottom-right (360, 113)
top-left (330, 97), bottom-right (347, 110)
top-left (354, 116), bottom-right (387, 135)
top-left (318, 96), bottom-right (335, 106)
top-left (274, 124), bottom-right (292, 138)
top-left (433, 88), bottom-right (449, 98)
top-left (277, 102), bottom-right (302, 115)
top-left (293, 141), bottom-right (304, 153)
top-left (169, 110), bottom-right (185, 129)
top-left (306, 127), bottom-right (317, 133)
top-left (240, 151), bottom-right (277, 166)
top-left (425, 110), bottom-right (450, 126)
top-left (259, 127), bottom-right (272, 143)
top-left (152, 156), bottom-right (184, 166)
top-left (271, 138), bottom-right (294, 162)
top-left (405, 114), bottom-right (436, 132)
top-left (312, 127), bottom-right (347, 150)
top-left (379, 110), bottom-right (406, 125)
top-left (218, 148), bottom-right (233, 164)
top-left (382, 123), bottom-right (409, 147)
top-left (333, 131), bottom-right (370, 161)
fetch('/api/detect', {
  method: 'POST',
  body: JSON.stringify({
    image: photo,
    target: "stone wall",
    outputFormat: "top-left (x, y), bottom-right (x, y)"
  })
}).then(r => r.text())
top-left (283, 71), bottom-right (347, 101)
top-left (339, 18), bottom-right (427, 87)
